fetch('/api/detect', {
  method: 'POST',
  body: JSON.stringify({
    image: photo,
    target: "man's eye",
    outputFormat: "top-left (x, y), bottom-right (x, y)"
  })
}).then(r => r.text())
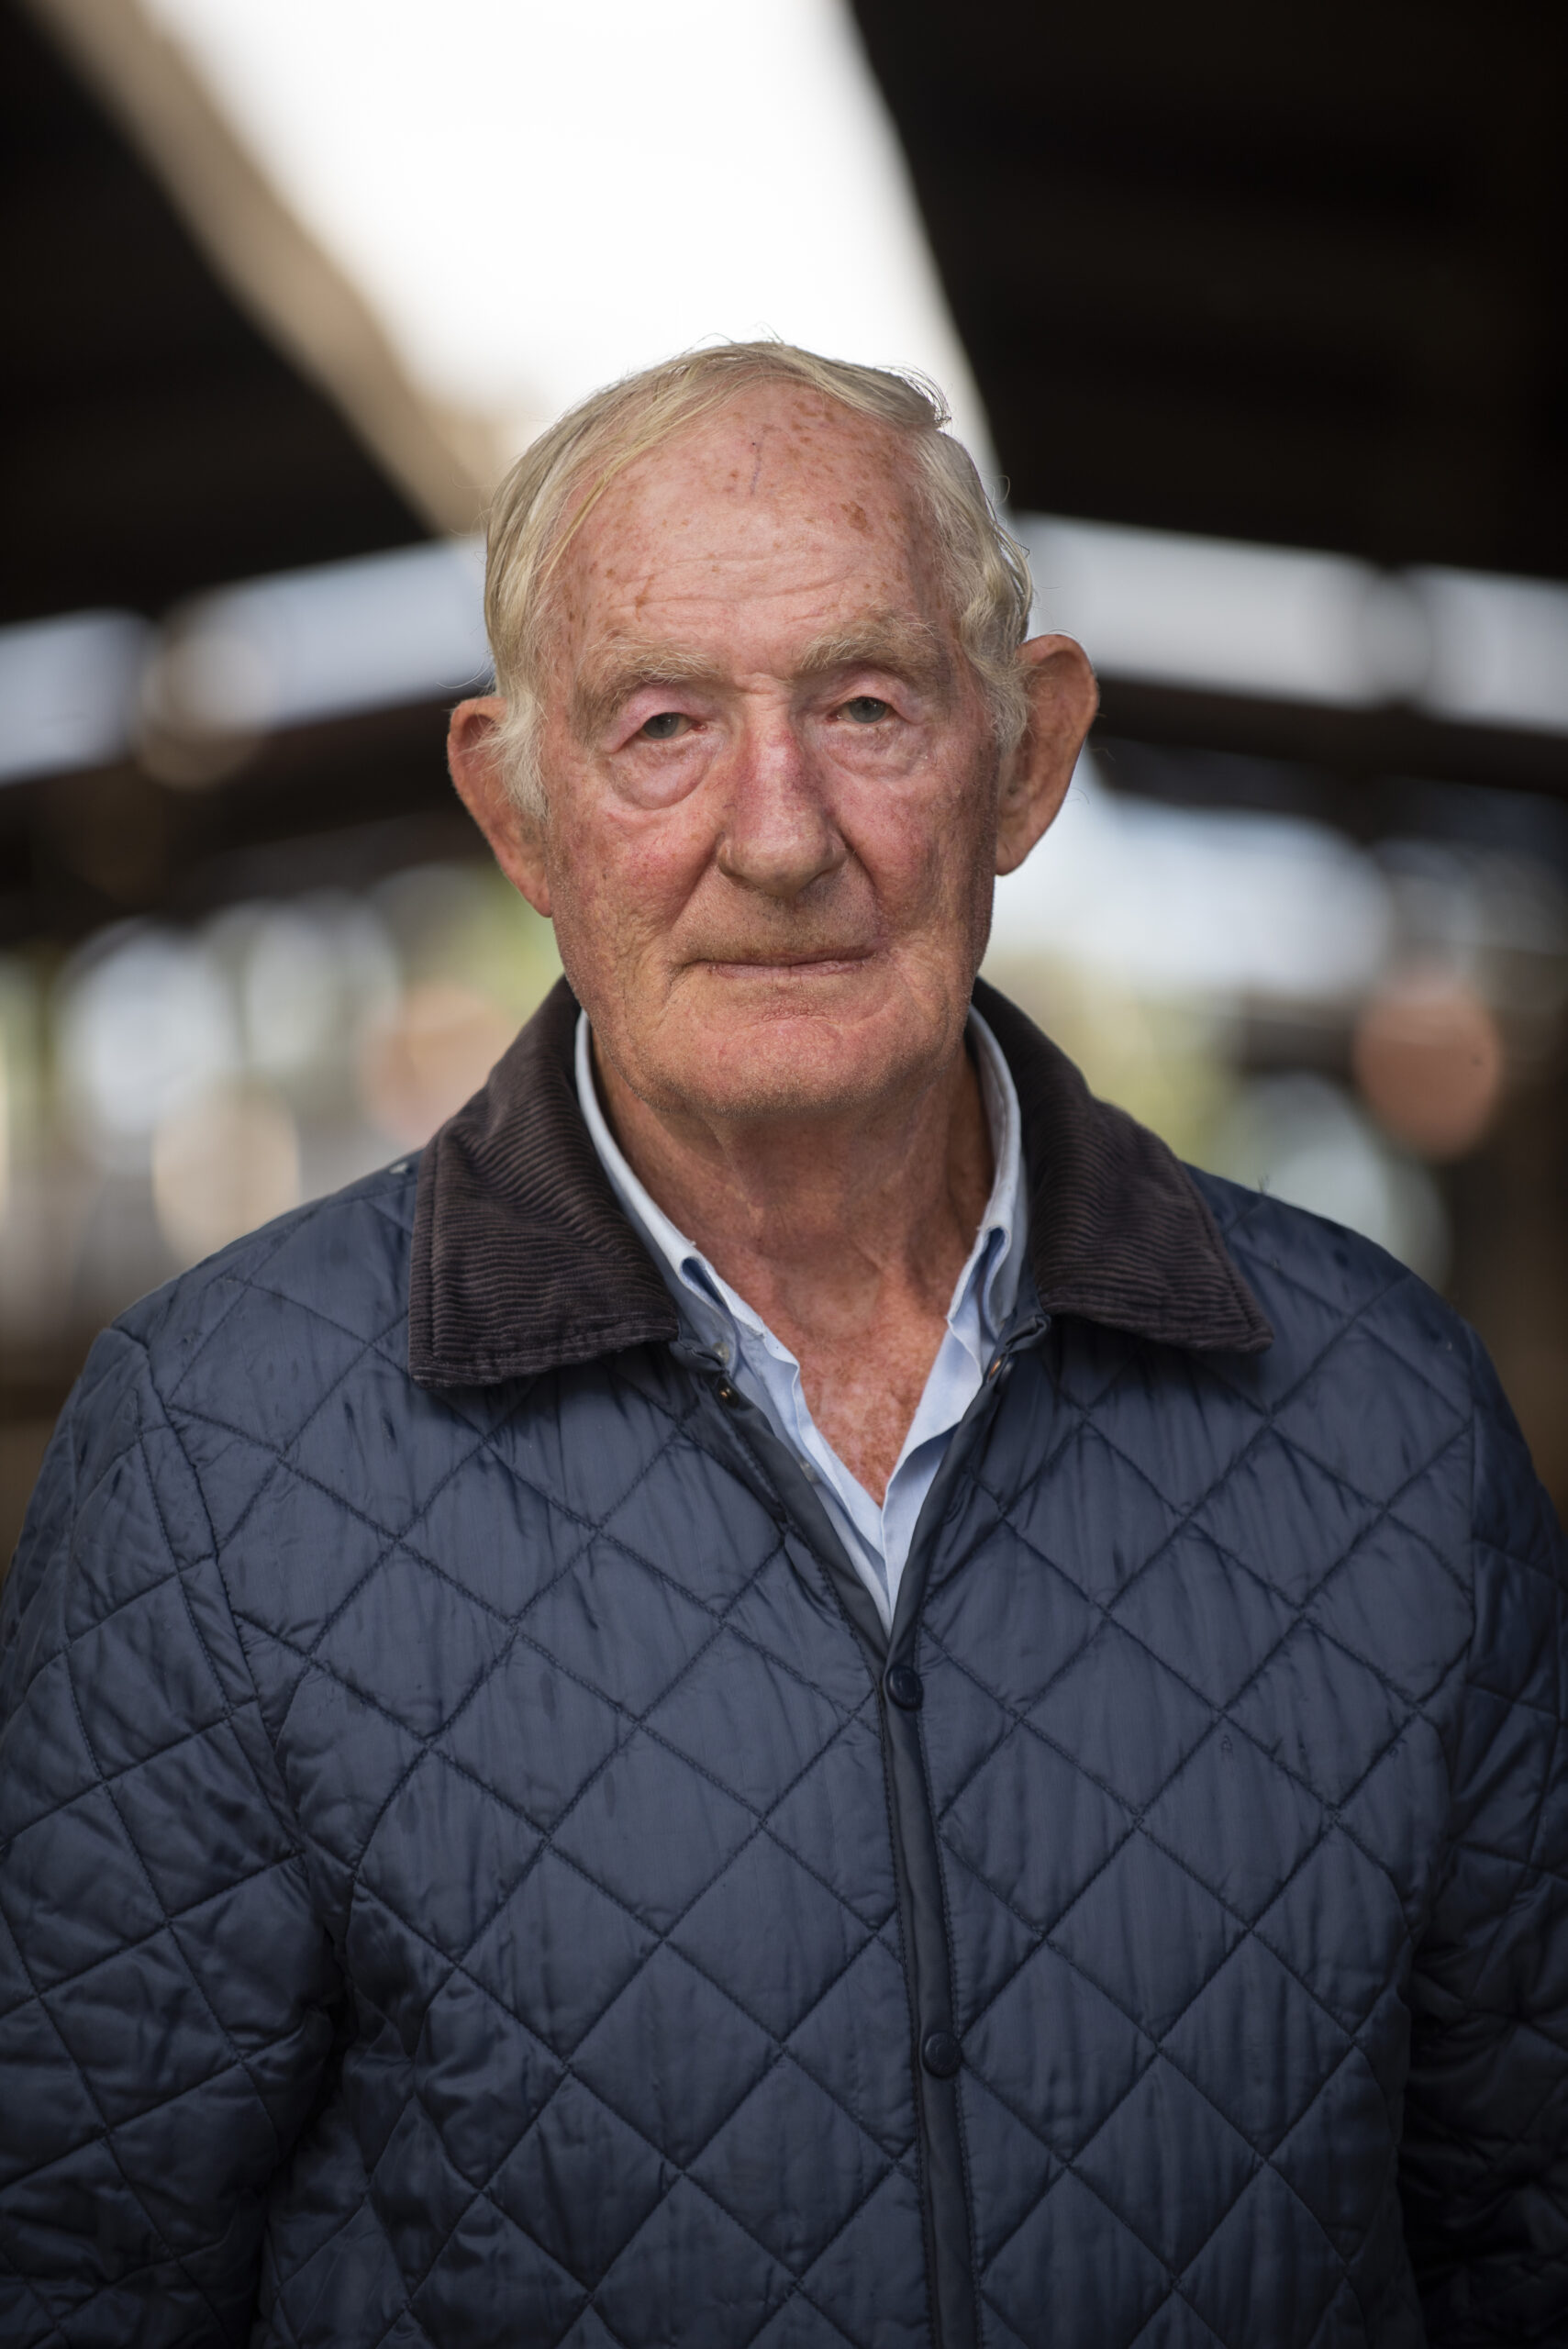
top-left (841, 696), bottom-right (891, 724)
top-left (639, 710), bottom-right (690, 740)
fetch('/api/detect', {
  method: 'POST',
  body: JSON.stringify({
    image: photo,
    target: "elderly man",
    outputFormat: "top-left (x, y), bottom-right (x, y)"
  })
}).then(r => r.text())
top-left (1, 344), bottom-right (1563, 2349)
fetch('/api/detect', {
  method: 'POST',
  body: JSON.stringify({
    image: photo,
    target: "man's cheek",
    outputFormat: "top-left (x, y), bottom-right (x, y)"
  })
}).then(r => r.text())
top-left (855, 818), bottom-right (960, 913)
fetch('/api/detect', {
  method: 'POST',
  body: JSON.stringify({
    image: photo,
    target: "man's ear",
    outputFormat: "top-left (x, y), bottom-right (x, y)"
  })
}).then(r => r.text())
top-left (447, 696), bottom-right (553, 918)
top-left (995, 636), bottom-right (1098, 877)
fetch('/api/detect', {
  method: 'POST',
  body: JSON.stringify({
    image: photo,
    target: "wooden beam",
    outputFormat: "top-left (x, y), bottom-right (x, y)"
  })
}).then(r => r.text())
top-left (22, 0), bottom-right (500, 535)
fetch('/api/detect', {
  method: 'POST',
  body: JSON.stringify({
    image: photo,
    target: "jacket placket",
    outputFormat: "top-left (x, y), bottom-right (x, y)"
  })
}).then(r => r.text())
top-left (673, 1308), bottom-right (1052, 2349)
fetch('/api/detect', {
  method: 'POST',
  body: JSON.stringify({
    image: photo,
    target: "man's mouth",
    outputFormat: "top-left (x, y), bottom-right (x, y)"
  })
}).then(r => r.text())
top-left (695, 951), bottom-right (873, 977)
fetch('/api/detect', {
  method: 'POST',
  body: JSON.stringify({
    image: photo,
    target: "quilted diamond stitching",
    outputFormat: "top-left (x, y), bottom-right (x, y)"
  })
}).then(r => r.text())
top-left (974, 2007), bottom-right (1374, 2346)
top-left (950, 1404), bottom-right (1467, 1919)
top-left (233, 1527), bottom-right (890, 1977)
top-left (340, 1885), bottom-right (905, 2349)
top-left (219, 1397), bottom-right (914, 2349)
top-left (0, 1748), bottom-right (251, 2341)
top-left (7, 1159), bottom-right (1562, 2349)
top-left (911, 1298), bottom-right (1485, 2340)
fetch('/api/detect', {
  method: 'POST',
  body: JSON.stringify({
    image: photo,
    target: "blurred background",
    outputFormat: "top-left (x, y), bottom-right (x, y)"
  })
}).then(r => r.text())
top-left (2, 0), bottom-right (1565, 1542)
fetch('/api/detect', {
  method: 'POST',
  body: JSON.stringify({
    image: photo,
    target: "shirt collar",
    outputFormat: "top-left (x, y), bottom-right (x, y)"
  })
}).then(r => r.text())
top-left (406, 974), bottom-right (1273, 1389)
top-left (574, 1006), bottom-right (1027, 1352)
top-left (966, 1006), bottom-right (1026, 1340)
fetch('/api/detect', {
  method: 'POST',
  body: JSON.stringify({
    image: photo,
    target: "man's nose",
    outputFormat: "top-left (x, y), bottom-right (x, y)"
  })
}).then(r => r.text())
top-left (715, 716), bottom-right (846, 901)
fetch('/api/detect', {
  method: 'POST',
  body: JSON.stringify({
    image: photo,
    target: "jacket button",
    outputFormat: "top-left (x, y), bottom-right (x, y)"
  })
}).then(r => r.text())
top-left (921, 2030), bottom-right (962, 2078)
top-left (715, 1380), bottom-right (740, 1407)
top-left (884, 1664), bottom-right (923, 1709)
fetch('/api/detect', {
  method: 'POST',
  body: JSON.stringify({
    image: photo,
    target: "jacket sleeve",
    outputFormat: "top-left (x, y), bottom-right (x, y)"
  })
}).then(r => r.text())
top-left (1400, 1329), bottom-right (1568, 2345)
top-left (0, 1327), bottom-right (339, 2346)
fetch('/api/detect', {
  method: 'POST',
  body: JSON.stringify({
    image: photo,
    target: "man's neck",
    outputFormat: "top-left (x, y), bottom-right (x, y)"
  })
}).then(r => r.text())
top-left (594, 1039), bottom-right (994, 1500)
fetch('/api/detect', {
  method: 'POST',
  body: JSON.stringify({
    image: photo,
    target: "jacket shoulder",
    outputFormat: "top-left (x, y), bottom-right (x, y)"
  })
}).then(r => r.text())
top-left (1186, 1163), bottom-right (1473, 1424)
top-left (112, 1157), bottom-right (420, 1442)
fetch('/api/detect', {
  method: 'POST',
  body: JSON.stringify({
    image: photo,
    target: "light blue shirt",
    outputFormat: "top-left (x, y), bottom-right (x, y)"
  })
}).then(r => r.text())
top-left (575, 1008), bottom-right (1027, 1630)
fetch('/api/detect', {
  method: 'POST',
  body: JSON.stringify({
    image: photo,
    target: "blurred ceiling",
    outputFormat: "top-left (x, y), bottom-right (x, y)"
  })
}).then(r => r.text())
top-left (2, 0), bottom-right (428, 627)
top-left (0, 0), bottom-right (471, 946)
top-left (851, 0), bottom-right (1568, 580)
top-left (0, 0), bottom-right (1562, 957)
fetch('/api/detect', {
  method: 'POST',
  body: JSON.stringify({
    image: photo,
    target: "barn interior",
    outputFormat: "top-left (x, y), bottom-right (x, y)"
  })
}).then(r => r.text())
top-left (3, 0), bottom-right (1565, 1537)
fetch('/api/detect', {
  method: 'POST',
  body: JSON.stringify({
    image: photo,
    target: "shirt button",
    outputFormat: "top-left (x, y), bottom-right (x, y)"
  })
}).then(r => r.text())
top-left (921, 2029), bottom-right (962, 2078)
top-left (884, 1664), bottom-right (923, 1710)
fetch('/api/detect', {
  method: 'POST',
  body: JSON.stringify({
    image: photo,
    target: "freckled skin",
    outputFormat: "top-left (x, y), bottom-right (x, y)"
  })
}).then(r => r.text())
top-left (450, 384), bottom-right (1096, 1499)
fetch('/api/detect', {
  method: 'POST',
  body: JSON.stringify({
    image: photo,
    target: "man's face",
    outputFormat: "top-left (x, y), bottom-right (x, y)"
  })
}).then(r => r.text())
top-left (473, 387), bottom-right (1044, 1129)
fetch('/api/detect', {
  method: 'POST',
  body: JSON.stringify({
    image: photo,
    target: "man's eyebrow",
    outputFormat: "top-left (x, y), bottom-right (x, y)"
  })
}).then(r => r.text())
top-left (794, 617), bottom-right (953, 691)
top-left (570, 643), bottom-right (729, 739)
top-left (570, 615), bottom-right (955, 739)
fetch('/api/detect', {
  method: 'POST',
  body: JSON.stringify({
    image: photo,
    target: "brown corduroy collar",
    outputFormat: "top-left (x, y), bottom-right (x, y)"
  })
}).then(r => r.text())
top-left (407, 974), bottom-right (1271, 1389)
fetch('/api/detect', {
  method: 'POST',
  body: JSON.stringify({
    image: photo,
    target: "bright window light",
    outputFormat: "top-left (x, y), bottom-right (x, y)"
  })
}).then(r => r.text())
top-left (1415, 568), bottom-right (1568, 736)
top-left (149, 539), bottom-right (489, 736)
top-left (1021, 514), bottom-right (1568, 731)
top-left (137, 0), bottom-right (992, 472)
top-left (0, 611), bottom-right (150, 781)
top-left (988, 753), bottom-right (1393, 1003)
top-left (1020, 518), bottom-right (1397, 707)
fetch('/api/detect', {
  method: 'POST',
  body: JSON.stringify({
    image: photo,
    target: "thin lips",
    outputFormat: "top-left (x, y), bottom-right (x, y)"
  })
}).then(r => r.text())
top-left (695, 949), bottom-right (873, 970)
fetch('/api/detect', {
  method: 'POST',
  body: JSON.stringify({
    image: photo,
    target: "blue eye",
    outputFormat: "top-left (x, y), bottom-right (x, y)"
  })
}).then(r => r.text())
top-left (843, 696), bottom-right (890, 724)
top-left (639, 711), bottom-right (688, 740)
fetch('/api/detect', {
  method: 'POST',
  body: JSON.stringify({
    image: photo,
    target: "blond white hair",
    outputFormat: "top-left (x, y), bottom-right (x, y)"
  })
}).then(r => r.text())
top-left (482, 340), bottom-right (1034, 812)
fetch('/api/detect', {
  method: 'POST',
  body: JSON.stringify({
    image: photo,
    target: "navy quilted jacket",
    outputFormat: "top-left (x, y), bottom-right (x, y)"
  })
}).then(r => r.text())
top-left (2, 980), bottom-right (1564, 2349)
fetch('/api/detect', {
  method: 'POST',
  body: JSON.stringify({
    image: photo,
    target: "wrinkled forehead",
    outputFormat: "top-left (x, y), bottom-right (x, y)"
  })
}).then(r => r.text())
top-left (546, 385), bottom-right (942, 648)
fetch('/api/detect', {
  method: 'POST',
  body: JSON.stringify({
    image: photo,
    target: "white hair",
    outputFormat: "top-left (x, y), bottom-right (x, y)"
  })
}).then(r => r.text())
top-left (482, 340), bottom-right (1034, 814)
